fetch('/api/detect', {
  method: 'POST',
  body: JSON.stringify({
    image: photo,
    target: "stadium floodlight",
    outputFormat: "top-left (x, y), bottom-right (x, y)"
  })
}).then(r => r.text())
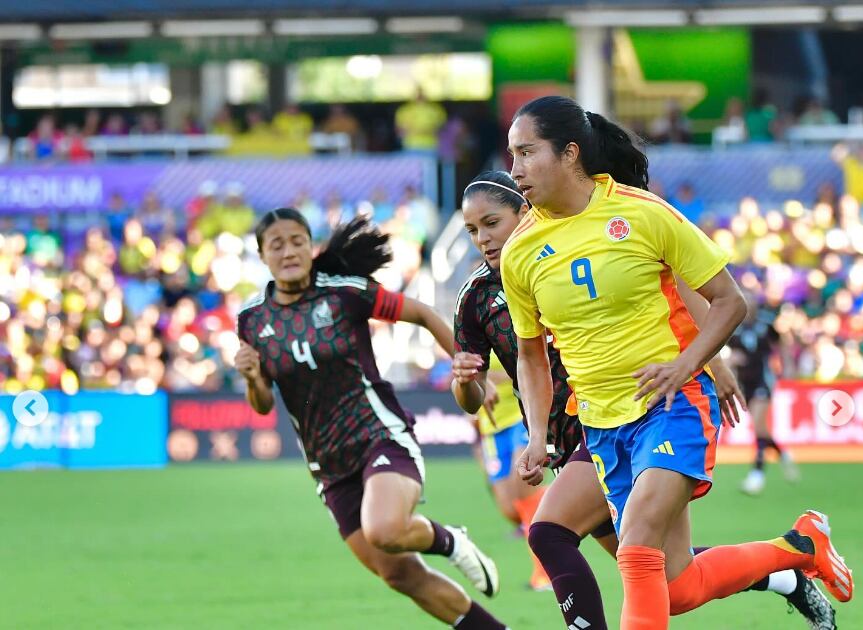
top-left (834, 5), bottom-right (863, 22)
top-left (161, 20), bottom-right (265, 38)
top-left (385, 17), bottom-right (464, 34)
top-left (273, 18), bottom-right (378, 36)
top-left (50, 22), bottom-right (153, 40)
top-left (565, 10), bottom-right (688, 27)
top-left (694, 6), bottom-right (826, 25)
top-left (0, 24), bottom-right (41, 41)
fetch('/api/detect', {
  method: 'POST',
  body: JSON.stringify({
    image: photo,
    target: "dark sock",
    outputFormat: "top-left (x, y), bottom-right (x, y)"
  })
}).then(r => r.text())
top-left (755, 438), bottom-right (768, 470)
top-left (765, 437), bottom-right (784, 456)
top-left (693, 546), bottom-right (769, 592)
top-left (426, 520), bottom-right (455, 557)
top-left (590, 518), bottom-right (616, 539)
top-left (528, 522), bottom-right (607, 630)
top-left (452, 601), bottom-right (507, 629)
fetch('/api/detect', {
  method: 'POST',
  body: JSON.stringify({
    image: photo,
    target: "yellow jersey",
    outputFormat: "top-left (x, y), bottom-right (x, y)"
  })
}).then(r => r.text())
top-left (476, 352), bottom-right (523, 436)
top-left (395, 100), bottom-right (446, 150)
top-left (500, 174), bottom-right (729, 429)
top-left (842, 156), bottom-right (863, 202)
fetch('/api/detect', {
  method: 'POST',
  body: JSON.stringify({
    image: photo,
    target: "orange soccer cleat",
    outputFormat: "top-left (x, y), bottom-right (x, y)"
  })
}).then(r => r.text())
top-left (793, 510), bottom-right (854, 603)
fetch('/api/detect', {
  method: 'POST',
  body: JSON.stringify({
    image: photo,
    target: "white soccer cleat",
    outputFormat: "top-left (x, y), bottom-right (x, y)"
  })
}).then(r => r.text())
top-left (446, 525), bottom-right (500, 598)
top-left (741, 469), bottom-right (766, 495)
top-left (781, 452), bottom-right (801, 483)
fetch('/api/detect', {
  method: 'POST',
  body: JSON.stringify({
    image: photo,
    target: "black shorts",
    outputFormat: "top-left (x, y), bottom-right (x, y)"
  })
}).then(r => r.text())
top-left (319, 440), bottom-right (425, 539)
top-left (742, 379), bottom-right (771, 403)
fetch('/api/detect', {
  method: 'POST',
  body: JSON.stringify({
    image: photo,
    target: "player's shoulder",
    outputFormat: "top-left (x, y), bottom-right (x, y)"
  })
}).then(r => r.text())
top-left (314, 271), bottom-right (370, 292)
top-left (502, 210), bottom-right (542, 254)
top-left (610, 182), bottom-right (684, 222)
top-left (238, 287), bottom-right (267, 319)
top-left (455, 263), bottom-right (494, 314)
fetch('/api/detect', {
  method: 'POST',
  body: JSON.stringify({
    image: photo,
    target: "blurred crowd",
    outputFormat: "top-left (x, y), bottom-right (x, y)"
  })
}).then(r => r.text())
top-left (702, 190), bottom-right (863, 381)
top-left (0, 183), bottom-right (438, 395)
top-left (643, 90), bottom-right (859, 146)
top-left (5, 181), bottom-right (863, 396)
top-left (11, 91), bottom-right (485, 163)
top-left (10, 88), bottom-right (862, 166)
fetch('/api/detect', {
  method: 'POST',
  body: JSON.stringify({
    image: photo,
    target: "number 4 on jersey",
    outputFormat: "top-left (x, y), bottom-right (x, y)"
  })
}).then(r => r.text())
top-left (291, 339), bottom-right (318, 370)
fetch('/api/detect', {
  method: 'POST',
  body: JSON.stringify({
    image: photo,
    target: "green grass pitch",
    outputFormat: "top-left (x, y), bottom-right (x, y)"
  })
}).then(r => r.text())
top-left (1, 460), bottom-right (860, 629)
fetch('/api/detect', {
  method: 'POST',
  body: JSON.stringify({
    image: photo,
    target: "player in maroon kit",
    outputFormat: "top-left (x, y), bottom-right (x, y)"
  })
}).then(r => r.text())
top-left (235, 208), bottom-right (507, 629)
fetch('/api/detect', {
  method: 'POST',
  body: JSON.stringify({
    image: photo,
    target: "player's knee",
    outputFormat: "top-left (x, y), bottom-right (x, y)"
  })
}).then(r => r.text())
top-left (364, 519), bottom-right (409, 553)
top-left (619, 502), bottom-right (670, 548)
top-left (528, 521), bottom-right (582, 562)
top-left (377, 557), bottom-right (426, 595)
top-left (619, 519), bottom-right (663, 548)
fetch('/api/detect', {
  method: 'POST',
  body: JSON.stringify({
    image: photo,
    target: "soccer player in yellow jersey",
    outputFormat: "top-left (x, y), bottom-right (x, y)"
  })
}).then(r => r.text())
top-left (500, 96), bottom-right (853, 629)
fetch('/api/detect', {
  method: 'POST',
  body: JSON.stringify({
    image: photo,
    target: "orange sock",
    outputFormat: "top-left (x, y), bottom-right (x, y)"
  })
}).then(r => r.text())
top-left (668, 537), bottom-right (814, 614)
top-left (513, 489), bottom-right (550, 586)
top-left (617, 545), bottom-right (668, 630)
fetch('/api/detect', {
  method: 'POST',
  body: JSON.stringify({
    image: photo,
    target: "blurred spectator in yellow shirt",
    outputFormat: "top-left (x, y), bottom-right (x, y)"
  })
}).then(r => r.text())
top-left (197, 182), bottom-right (256, 238)
top-left (832, 142), bottom-right (863, 202)
top-left (395, 91), bottom-right (447, 151)
top-left (210, 104), bottom-right (237, 136)
top-left (272, 103), bottom-right (313, 155)
top-left (228, 108), bottom-right (284, 157)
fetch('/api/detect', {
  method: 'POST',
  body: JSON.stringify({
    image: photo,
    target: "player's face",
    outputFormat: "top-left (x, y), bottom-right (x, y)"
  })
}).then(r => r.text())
top-left (260, 220), bottom-right (313, 286)
top-left (508, 115), bottom-right (570, 209)
top-left (462, 193), bottom-right (526, 270)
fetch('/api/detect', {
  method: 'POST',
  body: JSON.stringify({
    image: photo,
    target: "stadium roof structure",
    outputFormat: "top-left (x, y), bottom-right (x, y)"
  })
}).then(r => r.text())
top-left (0, 0), bottom-right (859, 22)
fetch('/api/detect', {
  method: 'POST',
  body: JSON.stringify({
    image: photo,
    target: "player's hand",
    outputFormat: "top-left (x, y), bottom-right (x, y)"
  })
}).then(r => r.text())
top-left (516, 438), bottom-right (548, 486)
top-left (452, 352), bottom-right (484, 384)
top-left (708, 359), bottom-right (747, 427)
top-left (234, 341), bottom-right (262, 382)
top-left (633, 358), bottom-right (693, 412)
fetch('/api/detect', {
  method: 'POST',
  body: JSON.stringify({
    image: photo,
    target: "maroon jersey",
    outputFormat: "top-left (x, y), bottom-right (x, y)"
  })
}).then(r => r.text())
top-left (454, 262), bottom-right (581, 468)
top-left (237, 272), bottom-right (421, 487)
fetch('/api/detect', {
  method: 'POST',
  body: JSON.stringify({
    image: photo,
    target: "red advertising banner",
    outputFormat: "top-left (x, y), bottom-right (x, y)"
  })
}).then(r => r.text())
top-left (717, 380), bottom-right (863, 463)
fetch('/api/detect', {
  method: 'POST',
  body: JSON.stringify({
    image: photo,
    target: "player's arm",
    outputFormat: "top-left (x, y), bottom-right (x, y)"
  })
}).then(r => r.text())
top-left (635, 204), bottom-right (747, 410)
top-left (515, 333), bottom-right (553, 485)
top-left (451, 366), bottom-right (488, 414)
top-left (499, 244), bottom-right (548, 484)
top-left (637, 268), bottom-right (746, 409)
top-left (451, 288), bottom-right (494, 415)
top-left (235, 340), bottom-right (275, 414)
top-left (676, 275), bottom-right (747, 425)
top-left (398, 297), bottom-right (455, 356)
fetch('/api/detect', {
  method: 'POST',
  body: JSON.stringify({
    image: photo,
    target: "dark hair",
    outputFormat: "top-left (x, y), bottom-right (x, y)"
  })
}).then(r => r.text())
top-left (255, 207), bottom-right (311, 251)
top-left (314, 215), bottom-right (392, 277)
top-left (463, 170), bottom-right (527, 213)
top-left (256, 209), bottom-right (392, 279)
top-left (514, 96), bottom-right (649, 191)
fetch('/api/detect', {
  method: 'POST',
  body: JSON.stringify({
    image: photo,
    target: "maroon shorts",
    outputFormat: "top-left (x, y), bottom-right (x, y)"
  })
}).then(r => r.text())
top-left (566, 435), bottom-right (593, 464)
top-left (319, 440), bottom-right (425, 539)
top-left (551, 434), bottom-right (593, 475)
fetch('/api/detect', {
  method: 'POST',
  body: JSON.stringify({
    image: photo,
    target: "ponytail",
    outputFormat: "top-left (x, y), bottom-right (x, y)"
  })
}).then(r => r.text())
top-left (515, 96), bottom-right (649, 191)
top-left (584, 111), bottom-right (649, 191)
top-left (313, 215), bottom-right (392, 278)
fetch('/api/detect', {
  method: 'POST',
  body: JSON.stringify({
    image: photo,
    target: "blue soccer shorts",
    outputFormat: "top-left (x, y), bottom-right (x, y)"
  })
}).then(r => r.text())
top-left (480, 422), bottom-right (530, 484)
top-left (582, 371), bottom-right (722, 536)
